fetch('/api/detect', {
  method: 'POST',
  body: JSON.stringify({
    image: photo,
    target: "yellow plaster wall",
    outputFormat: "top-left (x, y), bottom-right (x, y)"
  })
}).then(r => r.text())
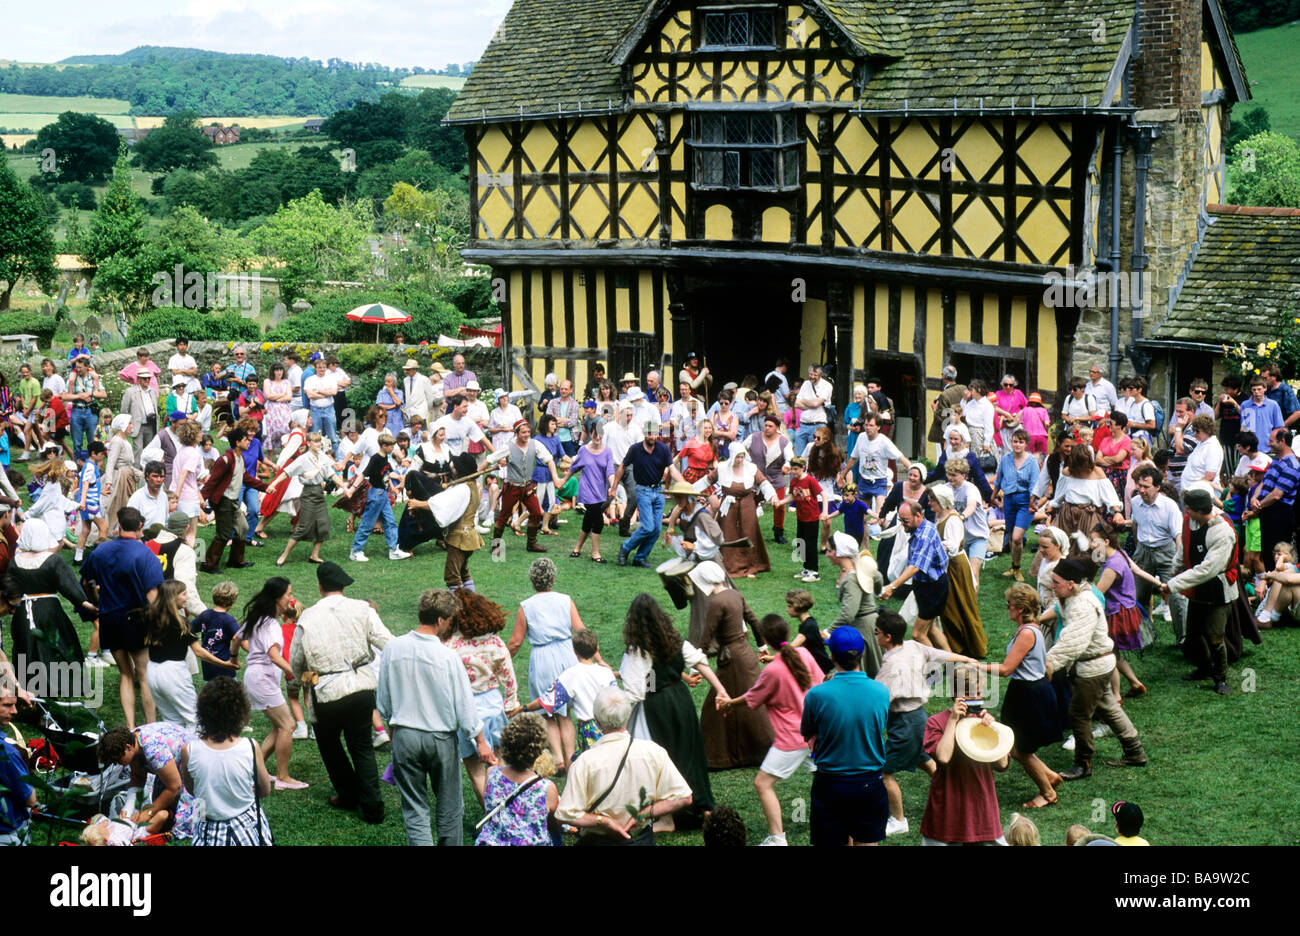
top-left (801, 299), bottom-right (827, 370)
top-left (762, 206), bottom-right (792, 243)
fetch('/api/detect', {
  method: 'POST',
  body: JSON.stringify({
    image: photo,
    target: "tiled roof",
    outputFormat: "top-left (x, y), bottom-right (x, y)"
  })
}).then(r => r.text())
top-left (1151, 209), bottom-right (1300, 346)
top-left (447, 0), bottom-right (1138, 122)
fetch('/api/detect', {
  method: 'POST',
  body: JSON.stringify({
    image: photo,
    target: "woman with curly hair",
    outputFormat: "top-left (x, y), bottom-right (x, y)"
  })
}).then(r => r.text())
top-left (96, 721), bottom-right (200, 840)
top-left (236, 577), bottom-right (307, 790)
top-left (802, 423), bottom-right (844, 550)
top-left (475, 713), bottom-right (558, 847)
top-left (448, 589), bottom-right (519, 805)
top-left (146, 579), bottom-right (237, 730)
top-left (181, 677), bottom-right (273, 846)
top-left (619, 593), bottom-right (727, 830)
top-left (508, 558), bottom-right (588, 769)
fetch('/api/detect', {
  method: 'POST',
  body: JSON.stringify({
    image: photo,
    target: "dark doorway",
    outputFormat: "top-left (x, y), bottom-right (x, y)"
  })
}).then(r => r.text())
top-left (688, 277), bottom-right (805, 397)
top-left (952, 351), bottom-right (1027, 395)
top-left (1170, 351), bottom-right (1216, 410)
top-left (865, 352), bottom-right (925, 458)
top-left (610, 331), bottom-right (661, 389)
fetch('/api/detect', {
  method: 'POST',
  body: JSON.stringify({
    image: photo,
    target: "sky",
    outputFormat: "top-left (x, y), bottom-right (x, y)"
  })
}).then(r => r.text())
top-left (1, 0), bottom-right (515, 69)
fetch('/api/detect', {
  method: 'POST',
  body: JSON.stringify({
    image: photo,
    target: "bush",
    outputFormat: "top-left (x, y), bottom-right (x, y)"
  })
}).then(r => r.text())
top-left (265, 288), bottom-right (463, 344)
top-left (435, 274), bottom-right (496, 318)
top-left (127, 308), bottom-right (262, 344)
top-left (0, 311), bottom-right (59, 348)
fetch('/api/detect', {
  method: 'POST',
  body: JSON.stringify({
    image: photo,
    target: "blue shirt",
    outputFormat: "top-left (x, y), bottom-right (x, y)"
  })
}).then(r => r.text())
top-left (241, 437), bottom-right (264, 476)
top-left (906, 519), bottom-right (949, 583)
top-left (0, 739), bottom-right (33, 834)
top-left (837, 499), bottom-right (870, 538)
top-left (533, 435), bottom-right (565, 484)
top-left (195, 609), bottom-right (240, 680)
top-left (1240, 397), bottom-right (1285, 442)
top-left (1265, 382), bottom-right (1300, 421)
top-left (994, 452), bottom-right (1039, 496)
top-left (81, 537), bottom-right (165, 619)
top-left (800, 671), bottom-right (888, 774)
top-left (228, 361), bottom-right (256, 390)
top-left (1258, 453), bottom-right (1300, 507)
top-left (622, 441), bottom-right (674, 487)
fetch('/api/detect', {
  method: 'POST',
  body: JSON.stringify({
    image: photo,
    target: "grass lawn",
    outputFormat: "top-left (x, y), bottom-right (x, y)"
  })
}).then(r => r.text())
top-left (399, 75), bottom-right (466, 91)
top-left (0, 92), bottom-right (131, 115)
top-left (5, 452), bottom-right (1297, 846)
top-left (1236, 20), bottom-right (1300, 142)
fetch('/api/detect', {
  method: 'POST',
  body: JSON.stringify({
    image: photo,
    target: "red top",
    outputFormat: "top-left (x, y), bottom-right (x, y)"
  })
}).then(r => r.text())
top-left (679, 438), bottom-right (717, 475)
top-left (281, 621), bottom-right (296, 658)
top-left (788, 474), bottom-right (824, 523)
top-left (47, 396), bottom-right (69, 429)
top-left (919, 710), bottom-right (1003, 843)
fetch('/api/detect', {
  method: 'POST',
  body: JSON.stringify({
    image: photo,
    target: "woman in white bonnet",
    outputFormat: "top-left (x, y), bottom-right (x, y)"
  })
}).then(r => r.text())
top-left (102, 413), bottom-right (138, 535)
top-left (706, 447), bottom-right (777, 578)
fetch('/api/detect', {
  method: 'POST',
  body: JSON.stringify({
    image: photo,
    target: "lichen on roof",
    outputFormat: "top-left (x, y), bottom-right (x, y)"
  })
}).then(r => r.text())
top-left (1151, 213), bottom-right (1300, 346)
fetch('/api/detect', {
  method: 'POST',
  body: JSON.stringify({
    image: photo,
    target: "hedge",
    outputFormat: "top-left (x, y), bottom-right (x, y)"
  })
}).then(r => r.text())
top-left (127, 308), bottom-right (263, 345)
top-left (264, 289), bottom-right (463, 344)
top-left (0, 311), bottom-right (59, 348)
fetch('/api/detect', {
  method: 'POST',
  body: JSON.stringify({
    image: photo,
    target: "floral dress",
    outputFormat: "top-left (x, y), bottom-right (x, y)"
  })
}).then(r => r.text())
top-left (137, 722), bottom-right (201, 840)
top-left (474, 768), bottom-right (553, 846)
top-left (263, 379), bottom-right (292, 447)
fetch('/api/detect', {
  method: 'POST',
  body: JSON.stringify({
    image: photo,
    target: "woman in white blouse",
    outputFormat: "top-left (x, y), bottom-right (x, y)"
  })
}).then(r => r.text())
top-left (275, 433), bottom-right (352, 567)
top-left (1034, 444), bottom-right (1123, 570)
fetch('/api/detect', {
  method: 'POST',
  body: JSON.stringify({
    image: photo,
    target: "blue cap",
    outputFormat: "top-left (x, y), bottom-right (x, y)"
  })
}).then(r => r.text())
top-left (168, 410), bottom-right (187, 421)
top-left (582, 399), bottom-right (597, 408)
top-left (826, 626), bottom-right (866, 657)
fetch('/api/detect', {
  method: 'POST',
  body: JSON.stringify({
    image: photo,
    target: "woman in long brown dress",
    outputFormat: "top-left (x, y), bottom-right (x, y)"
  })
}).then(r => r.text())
top-left (929, 484), bottom-right (988, 658)
top-left (708, 448), bottom-right (776, 578)
top-left (102, 414), bottom-right (138, 534)
top-left (691, 561), bottom-right (774, 769)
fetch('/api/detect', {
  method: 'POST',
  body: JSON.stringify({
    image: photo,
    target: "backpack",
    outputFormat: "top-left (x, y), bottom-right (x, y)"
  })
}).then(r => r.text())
top-left (1149, 399), bottom-right (1167, 449)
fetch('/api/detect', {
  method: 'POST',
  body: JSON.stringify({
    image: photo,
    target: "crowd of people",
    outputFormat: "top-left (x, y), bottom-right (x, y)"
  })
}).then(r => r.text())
top-left (0, 338), bottom-right (1292, 847)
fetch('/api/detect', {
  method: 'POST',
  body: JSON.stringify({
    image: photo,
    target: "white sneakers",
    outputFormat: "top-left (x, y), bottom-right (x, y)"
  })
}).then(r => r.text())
top-left (373, 728), bottom-right (391, 748)
top-left (800, 570), bottom-right (821, 583)
top-left (886, 816), bottom-right (909, 837)
top-left (84, 655), bottom-right (108, 669)
top-left (17, 450), bottom-right (30, 462)
top-left (759, 833), bottom-right (788, 846)
top-left (292, 722), bottom-right (310, 740)
top-left (349, 551), bottom-right (369, 562)
top-left (1062, 724), bottom-right (1112, 751)
top-left (389, 548), bottom-right (412, 560)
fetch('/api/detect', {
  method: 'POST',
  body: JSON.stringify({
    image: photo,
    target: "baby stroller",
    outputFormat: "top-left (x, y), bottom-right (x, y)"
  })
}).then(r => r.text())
top-left (11, 696), bottom-right (133, 832)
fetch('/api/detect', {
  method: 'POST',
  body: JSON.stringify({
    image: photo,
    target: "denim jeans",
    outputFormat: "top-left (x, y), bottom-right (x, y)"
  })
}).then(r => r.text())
top-left (311, 406), bottom-right (338, 450)
top-left (794, 422), bottom-right (824, 456)
top-left (351, 486), bottom-right (398, 554)
top-left (241, 485), bottom-right (261, 541)
top-left (391, 726), bottom-right (463, 846)
top-left (70, 407), bottom-right (96, 459)
top-left (621, 485), bottom-right (664, 562)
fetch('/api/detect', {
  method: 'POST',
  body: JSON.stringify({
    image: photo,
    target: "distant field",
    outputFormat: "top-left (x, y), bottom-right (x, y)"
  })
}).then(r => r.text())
top-left (1, 133), bottom-right (35, 148)
top-left (399, 74), bottom-right (466, 90)
top-left (0, 112), bottom-right (134, 131)
top-left (0, 91), bottom-right (131, 113)
top-left (1236, 20), bottom-right (1300, 141)
top-left (133, 115), bottom-right (320, 130)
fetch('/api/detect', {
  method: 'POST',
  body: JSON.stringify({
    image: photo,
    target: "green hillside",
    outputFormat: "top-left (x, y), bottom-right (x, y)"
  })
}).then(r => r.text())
top-left (1235, 19), bottom-right (1300, 141)
top-left (400, 74), bottom-right (466, 90)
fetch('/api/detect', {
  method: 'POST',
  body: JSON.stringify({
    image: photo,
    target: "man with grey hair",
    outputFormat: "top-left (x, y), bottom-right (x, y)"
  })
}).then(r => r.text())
top-left (0, 683), bottom-right (38, 845)
top-left (1086, 363), bottom-right (1119, 415)
top-left (645, 370), bottom-right (670, 404)
top-left (442, 353), bottom-right (476, 399)
top-left (555, 686), bottom-right (693, 844)
top-left (377, 588), bottom-right (494, 845)
top-left (929, 364), bottom-right (965, 459)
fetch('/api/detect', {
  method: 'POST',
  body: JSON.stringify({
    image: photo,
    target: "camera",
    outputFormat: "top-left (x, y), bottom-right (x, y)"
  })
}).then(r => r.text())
top-left (964, 699), bottom-right (985, 717)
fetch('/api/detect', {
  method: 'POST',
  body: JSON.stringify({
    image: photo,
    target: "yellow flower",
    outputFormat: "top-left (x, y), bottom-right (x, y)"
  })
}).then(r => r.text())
top-left (261, 342), bottom-right (272, 352)
top-left (1254, 368), bottom-right (1261, 374)
top-left (1269, 341), bottom-right (1279, 350)
top-left (1257, 343), bottom-right (1268, 357)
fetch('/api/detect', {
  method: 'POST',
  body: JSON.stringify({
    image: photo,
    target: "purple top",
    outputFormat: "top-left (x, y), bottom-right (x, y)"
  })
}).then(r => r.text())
top-left (570, 445), bottom-right (614, 505)
top-left (1102, 550), bottom-right (1137, 614)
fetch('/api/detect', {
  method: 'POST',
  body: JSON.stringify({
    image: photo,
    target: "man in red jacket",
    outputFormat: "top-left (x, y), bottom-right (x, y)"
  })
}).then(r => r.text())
top-left (199, 428), bottom-right (267, 573)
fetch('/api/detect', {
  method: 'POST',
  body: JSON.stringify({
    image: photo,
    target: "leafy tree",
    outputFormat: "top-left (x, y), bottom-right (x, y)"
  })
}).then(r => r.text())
top-left (146, 204), bottom-right (251, 281)
top-left (130, 110), bottom-right (219, 174)
top-left (410, 88), bottom-right (466, 172)
top-left (320, 92), bottom-right (410, 149)
top-left (1224, 106), bottom-right (1270, 158)
top-left (0, 157), bottom-right (58, 310)
top-left (83, 148), bottom-right (153, 314)
top-left (253, 190), bottom-right (373, 304)
top-left (1229, 131), bottom-right (1300, 209)
top-left (54, 182), bottom-right (97, 210)
top-left (33, 111), bottom-right (120, 183)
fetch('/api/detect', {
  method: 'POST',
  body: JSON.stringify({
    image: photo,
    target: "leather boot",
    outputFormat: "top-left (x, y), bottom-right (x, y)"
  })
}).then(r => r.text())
top-left (526, 524), bottom-right (548, 553)
top-left (201, 536), bottom-right (225, 573)
top-left (1107, 739), bottom-right (1147, 768)
top-left (1059, 760), bottom-right (1092, 781)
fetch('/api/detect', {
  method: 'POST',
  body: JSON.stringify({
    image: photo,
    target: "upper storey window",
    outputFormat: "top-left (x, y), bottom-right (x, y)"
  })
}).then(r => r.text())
top-left (692, 110), bottom-right (801, 191)
top-left (700, 7), bottom-right (780, 50)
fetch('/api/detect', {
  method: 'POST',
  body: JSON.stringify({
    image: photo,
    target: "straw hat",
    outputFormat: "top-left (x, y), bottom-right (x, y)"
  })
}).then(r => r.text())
top-left (430, 362), bottom-right (449, 374)
top-left (620, 372), bottom-right (639, 384)
top-left (665, 480), bottom-right (698, 497)
top-left (854, 550), bottom-right (880, 595)
top-left (955, 716), bottom-right (1015, 763)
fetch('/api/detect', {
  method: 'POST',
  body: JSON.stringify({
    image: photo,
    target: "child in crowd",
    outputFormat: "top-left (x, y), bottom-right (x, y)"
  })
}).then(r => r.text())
top-left (987, 490), bottom-right (1007, 556)
top-left (194, 582), bottom-right (241, 680)
top-left (1255, 542), bottom-right (1298, 626)
top-left (80, 813), bottom-right (157, 846)
top-left (1112, 801), bottom-right (1149, 846)
top-left (73, 441), bottom-right (108, 563)
top-left (1065, 824), bottom-right (1092, 846)
top-left (94, 408), bottom-right (114, 445)
top-left (702, 805), bottom-right (749, 846)
top-left (237, 375), bottom-right (265, 428)
top-left (775, 456), bottom-right (825, 583)
top-left (200, 434), bottom-right (220, 468)
top-left (280, 597), bottom-right (309, 738)
top-left (830, 483), bottom-right (870, 545)
top-left (783, 589), bottom-right (831, 674)
top-left (1020, 392), bottom-right (1051, 462)
top-left (1243, 465), bottom-right (1269, 587)
top-left (1004, 812), bottom-right (1040, 846)
top-left (717, 614), bottom-right (823, 847)
top-left (518, 628), bottom-right (615, 758)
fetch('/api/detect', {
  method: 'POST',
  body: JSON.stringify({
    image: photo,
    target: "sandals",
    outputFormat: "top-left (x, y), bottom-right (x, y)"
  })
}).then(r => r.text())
top-left (591, 556), bottom-right (607, 564)
top-left (568, 551), bottom-right (582, 558)
top-left (275, 558), bottom-right (286, 568)
top-left (540, 528), bottom-right (558, 536)
top-left (308, 557), bottom-right (325, 564)
top-left (1022, 793), bottom-right (1057, 809)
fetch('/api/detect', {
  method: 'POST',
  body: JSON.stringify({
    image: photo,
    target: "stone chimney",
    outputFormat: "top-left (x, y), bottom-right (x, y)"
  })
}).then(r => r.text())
top-left (1131, 0), bottom-right (1206, 364)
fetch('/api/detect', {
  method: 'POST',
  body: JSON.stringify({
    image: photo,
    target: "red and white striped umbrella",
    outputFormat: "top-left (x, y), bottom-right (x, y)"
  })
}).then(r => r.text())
top-left (345, 303), bottom-right (411, 341)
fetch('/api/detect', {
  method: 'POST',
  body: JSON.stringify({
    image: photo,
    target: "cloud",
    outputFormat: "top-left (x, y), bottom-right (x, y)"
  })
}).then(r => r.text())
top-left (3, 0), bottom-right (512, 68)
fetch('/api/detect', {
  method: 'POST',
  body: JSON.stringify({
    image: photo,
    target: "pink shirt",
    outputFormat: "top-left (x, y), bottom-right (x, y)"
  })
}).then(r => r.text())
top-left (743, 646), bottom-right (824, 751)
top-left (993, 389), bottom-right (1026, 431)
top-left (1096, 432), bottom-right (1131, 472)
top-left (172, 445), bottom-right (203, 503)
top-left (1019, 404), bottom-right (1051, 439)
